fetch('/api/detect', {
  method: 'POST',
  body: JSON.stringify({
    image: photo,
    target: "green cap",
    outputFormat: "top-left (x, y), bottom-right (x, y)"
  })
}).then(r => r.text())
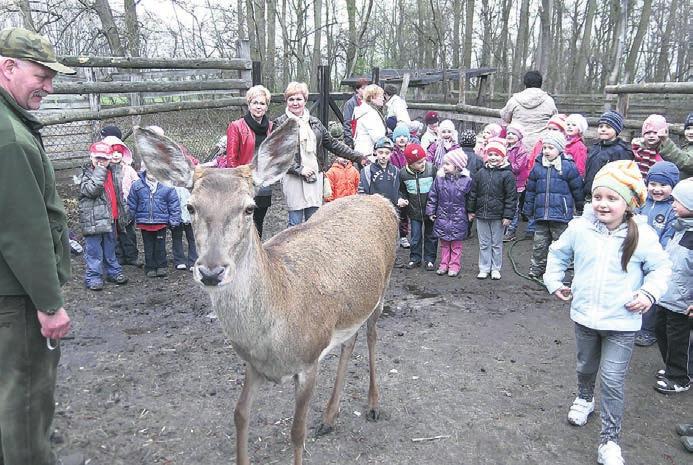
top-left (0, 27), bottom-right (75, 75)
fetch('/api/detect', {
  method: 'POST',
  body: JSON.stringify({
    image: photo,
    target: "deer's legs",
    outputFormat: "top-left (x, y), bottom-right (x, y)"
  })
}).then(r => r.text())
top-left (291, 364), bottom-right (318, 465)
top-left (315, 333), bottom-right (359, 437)
top-left (365, 301), bottom-right (382, 421)
top-left (234, 365), bottom-right (262, 465)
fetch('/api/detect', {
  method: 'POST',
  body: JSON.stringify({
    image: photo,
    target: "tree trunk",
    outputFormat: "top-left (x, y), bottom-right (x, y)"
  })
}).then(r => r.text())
top-left (237, 0), bottom-right (246, 40)
top-left (266, 0), bottom-right (276, 90)
top-left (623, 0), bottom-right (652, 83)
top-left (606, 0), bottom-right (628, 86)
top-left (245, 0), bottom-right (257, 58)
top-left (345, 0), bottom-right (357, 75)
top-left (495, 0), bottom-right (511, 91)
top-left (537, 0), bottom-right (552, 77)
top-left (310, 0), bottom-right (323, 89)
top-left (124, 0), bottom-right (140, 57)
top-left (255, 0), bottom-right (267, 62)
top-left (479, 0), bottom-right (491, 66)
top-left (93, 0), bottom-right (125, 56)
top-left (654, 0), bottom-right (678, 81)
top-left (453, 0), bottom-right (461, 68)
top-left (548, 0), bottom-right (563, 92)
top-left (463, 0), bottom-right (475, 79)
top-left (573, 0), bottom-right (596, 92)
top-left (17, 0), bottom-right (36, 32)
top-left (512, 0), bottom-right (530, 91)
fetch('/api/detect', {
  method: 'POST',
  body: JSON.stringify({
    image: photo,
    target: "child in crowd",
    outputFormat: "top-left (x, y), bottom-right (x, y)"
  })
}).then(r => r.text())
top-left (102, 134), bottom-right (141, 267)
top-left (504, 124), bottom-right (530, 242)
top-left (426, 149), bottom-right (473, 276)
top-left (523, 132), bottom-right (584, 279)
top-left (631, 114), bottom-right (666, 178)
top-left (426, 120), bottom-right (459, 168)
top-left (474, 123), bottom-right (502, 158)
top-left (420, 112), bottom-right (439, 150)
top-left (634, 161), bottom-right (680, 347)
top-left (459, 129), bottom-right (484, 177)
top-left (398, 144), bottom-right (437, 270)
top-left (358, 137), bottom-right (400, 207)
top-left (583, 110), bottom-right (634, 199)
top-left (128, 168), bottom-right (181, 278)
top-left (565, 114), bottom-right (589, 177)
top-left (658, 112), bottom-right (693, 179)
top-left (325, 157), bottom-right (360, 202)
top-left (468, 137), bottom-right (517, 280)
top-left (78, 142), bottom-right (128, 290)
top-left (545, 160), bottom-right (670, 465)
top-left (409, 120), bottom-right (424, 144)
top-left (171, 186), bottom-right (198, 271)
top-left (653, 178), bottom-right (692, 394)
top-left (391, 123), bottom-right (411, 247)
top-left (527, 114), bottom-right (567, 173)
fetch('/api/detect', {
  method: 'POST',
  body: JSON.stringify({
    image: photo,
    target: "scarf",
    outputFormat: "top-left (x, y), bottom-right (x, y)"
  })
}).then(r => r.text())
top-left (541, 154), bottom-right (563, 174)
top-left (244, 112), bottom-right (270, 149)
top-left (284, 106), bottom-right (318, 173)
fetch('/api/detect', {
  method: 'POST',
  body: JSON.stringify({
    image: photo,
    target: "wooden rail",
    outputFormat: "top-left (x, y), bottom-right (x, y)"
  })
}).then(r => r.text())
top-left (58, 56), bottom-right (252, 70)
top-left (605, 82), bottom-right (693, 94)
top-left (52, 79), bottom-right (249, 94)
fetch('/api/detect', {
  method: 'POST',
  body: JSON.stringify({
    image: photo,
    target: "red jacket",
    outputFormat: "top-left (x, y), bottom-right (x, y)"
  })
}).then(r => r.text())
top-left (565, 135), bottom-right (588, 177)
top-left (325, 161), bottom-right (360, 201)
top-left (219, 117), bottom-right (273, 168)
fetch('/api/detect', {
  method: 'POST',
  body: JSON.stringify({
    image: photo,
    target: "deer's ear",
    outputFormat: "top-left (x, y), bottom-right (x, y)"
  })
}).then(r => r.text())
top-left (134, 126), bottom-right (194, 188)
top-left (252, 118), bottom-right (299, 188)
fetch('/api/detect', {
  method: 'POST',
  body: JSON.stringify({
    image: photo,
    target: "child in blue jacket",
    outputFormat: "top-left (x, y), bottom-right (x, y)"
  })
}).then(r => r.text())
top-left (634, 160), bottom-right (679, 347)
top-left (127, 170), bottom-right (181, 277)
top-left (545, 160), bottom-right (670, 465)
top-left (523, 132), bottom-right (584, 278)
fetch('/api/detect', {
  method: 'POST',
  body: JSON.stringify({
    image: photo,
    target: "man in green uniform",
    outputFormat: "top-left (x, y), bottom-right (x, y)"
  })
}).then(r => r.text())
top-left (0, 27), bottom-right (79, 465)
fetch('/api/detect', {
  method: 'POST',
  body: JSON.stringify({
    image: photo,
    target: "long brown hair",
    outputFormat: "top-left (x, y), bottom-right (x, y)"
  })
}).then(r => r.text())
top-left (621, 210), bottom-right (639, 272)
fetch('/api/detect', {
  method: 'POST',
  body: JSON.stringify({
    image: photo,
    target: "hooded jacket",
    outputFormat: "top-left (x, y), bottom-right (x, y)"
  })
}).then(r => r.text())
top-left (385, 95), bottom-right (411, 124)
top-left (565, 135), bottom-right (588, 177)
top-left (78, 162), bottom-right (128, 235)
top-left (658, 217), bottom-right (693, 315)
top-left (352, 102), bottom-right (386, 156)
top-left (127, 171), bottom-right (182, 226)
top-left (523, 156), bottom-right (584, 223)
top-left (500, 88), bottom-right (558, 151)
top-left (467, 162), bottom-right (517, 220)
top-left (325, 161), bottom-right (360, 201)
top-left (399, 162), bottom-right (437, 221)
top-left (544, 204), bottom-right (671, 332)
top-left (425, 172), bottom-right (473, 241)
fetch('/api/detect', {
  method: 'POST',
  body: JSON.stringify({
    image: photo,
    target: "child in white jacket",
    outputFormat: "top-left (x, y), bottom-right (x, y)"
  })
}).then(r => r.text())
top-left (544, 160), bottom-right (671, 465)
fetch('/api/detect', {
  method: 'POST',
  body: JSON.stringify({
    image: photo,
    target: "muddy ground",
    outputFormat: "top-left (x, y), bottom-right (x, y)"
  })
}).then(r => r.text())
top-left (54, 185), bottom-right (691, 465)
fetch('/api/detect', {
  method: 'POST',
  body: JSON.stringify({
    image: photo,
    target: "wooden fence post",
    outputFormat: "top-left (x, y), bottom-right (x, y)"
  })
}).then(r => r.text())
top-left (252, 61), bottom-right (262, 86)
top-left (400, 73), bottom-right (411, 97)
top-left (371, 67), bottom-right (380, 85)
top-left (236, 40), bottom-right (252, 88)
top-left (317, 65), bottom-right (331, 126)
top-left (458, 68), bottom-right (466, 105)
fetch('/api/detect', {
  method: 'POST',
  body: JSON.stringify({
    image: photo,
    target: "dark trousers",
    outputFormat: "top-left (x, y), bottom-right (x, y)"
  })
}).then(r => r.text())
top-left (409, 217), bottom-right (437, 264)
top-left (141, 229), bottom-right (167, 271)
top-left (0, 296), bottom-right (59, 465)
top-left (399, 207), bottom-right (409, 238)
top-left (171, 223), bottom-right (198, 267)
top-left (116, 220), bottom-right (139, 264)
top-left (529, 220), bottom-right (568, 276)
top-left (253, 195), bottom-right (271, 238)
top-left (654, 304), bottom-right (693, 385)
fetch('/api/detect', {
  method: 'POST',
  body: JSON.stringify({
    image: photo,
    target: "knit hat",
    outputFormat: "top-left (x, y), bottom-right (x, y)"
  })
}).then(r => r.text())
top-left (386, 115), bottom-right (398, 131)
top-left (485, 137), bottom-right (507, 158)
top-left (566, 114), bottom-right (588, 135)
top-left (642, 114), bottom-right (668, 135)
top-left (646, 161), bottom-right (679, 188)
top-left (439, 119), bottom-right (458, 142)
top-left (404, 144), bottom-right (426, 164)
top-left (685, 112), bottom-right (693, 130)
top-left (424, 111), bottom-right (439, 125)
top-left (592, 160), bottom-right (647, 209)
top-left (671, 178), bottom-right (693, 211)
top-left (542, 132), bottom-right (567, 154)
top-left (392, 123), bottom-right (410, 141)
top-left (459, 129), bottom-right (476, 147)
top-left (102, 135), bottom-right (133, 164)
top-left (484, 123), bottom-right (502, 138)
top-left (409, 120), bottom-right (424, 137)
top-left (506, 124), bottom-right (524, 139)
top-left (89, 141), bottom-right (113, 159)
top-left (598, 110), bottom-right (625, 135)
top-left (373, 137), bottom-right (394, 151)
top-left (547, 114), bottom-right (567, 133)
top-left (328, 121), bottom-right (343, 138)
top-left (100, 125), bottom-right (123, 140)
top-left (444, 149), bottom-right (468, 171)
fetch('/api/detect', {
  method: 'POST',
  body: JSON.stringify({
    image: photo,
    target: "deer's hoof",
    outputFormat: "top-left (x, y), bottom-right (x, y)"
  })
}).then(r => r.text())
top-left (314, 423), bottom-right (334, 437)
top-left (366, 408), bottom-right (380, 422)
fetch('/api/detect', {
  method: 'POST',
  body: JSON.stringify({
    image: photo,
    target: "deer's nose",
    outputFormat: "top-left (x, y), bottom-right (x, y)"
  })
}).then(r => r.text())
top-left (198, 265), bottom-right (226, 286)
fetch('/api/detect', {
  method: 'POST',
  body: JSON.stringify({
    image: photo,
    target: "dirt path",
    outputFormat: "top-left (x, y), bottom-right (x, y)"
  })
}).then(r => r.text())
top-left (55, 189), bottom-right (691, 465)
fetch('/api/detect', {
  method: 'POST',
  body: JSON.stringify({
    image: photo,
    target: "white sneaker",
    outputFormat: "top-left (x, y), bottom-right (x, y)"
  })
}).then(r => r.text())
top-left (476, 271), bottom-right (489, 279)
top-left (597, 441), bottom-right (624, 465)
top-left (491, 270), bottom-right (501, 280)
top-left (399, 237), bottom-right (411, 248)
top-left (176, 264), bottom-right (187, 270)
top-left (567, 396), bottom-right (594, 426)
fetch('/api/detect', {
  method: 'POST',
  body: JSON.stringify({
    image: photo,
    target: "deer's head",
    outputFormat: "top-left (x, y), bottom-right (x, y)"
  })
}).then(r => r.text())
top-left (134, 119), bottom-right (299, 287)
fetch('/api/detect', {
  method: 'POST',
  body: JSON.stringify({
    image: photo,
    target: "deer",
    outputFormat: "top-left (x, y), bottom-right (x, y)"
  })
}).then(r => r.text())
top-left (133, 119), bottom-right (398, 465)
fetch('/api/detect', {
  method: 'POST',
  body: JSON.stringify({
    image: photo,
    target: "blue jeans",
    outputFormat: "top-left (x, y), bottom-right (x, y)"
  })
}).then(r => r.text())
top-left (409, 218), bottom-right (437, 264)
top-left (574, 323), bottom-right (636, 444)
top-left (84, 223), bottom-right (122, 286)
top-left (288, 207), bottom-right (319, 227)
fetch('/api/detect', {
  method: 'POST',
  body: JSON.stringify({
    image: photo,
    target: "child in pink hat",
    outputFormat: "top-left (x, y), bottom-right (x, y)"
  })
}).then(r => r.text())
top-left (565, 114), bottom-right (589, 177)
top-left (632, 114), bottom-right (666, 178)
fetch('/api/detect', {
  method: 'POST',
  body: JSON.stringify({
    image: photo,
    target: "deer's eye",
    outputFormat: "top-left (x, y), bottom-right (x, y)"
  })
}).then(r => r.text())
top-left (186, 205), bottom-right (195, 215)
top-left (244, 206), bottom-right (255, 216)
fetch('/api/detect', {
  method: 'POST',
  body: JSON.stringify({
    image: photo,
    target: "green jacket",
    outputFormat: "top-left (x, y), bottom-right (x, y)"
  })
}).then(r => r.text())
top-left (0, 87), bottom-right (70, 313)
top-left (659, 138), bottom-right (693, 179)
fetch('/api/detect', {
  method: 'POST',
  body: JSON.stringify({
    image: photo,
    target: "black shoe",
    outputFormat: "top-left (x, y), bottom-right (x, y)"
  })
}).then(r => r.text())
top-left (127, 258), bottom-right (144, 268)
top-left (106, 274), bottom-right (128, 285)
top-left (87, 282), bottom-right (104, 291)
top-left (635, 333), bottom-right (657, 347)
top-left (405, 261), bottom-right (421, 269)
top-left (156, 268), bottom-right (168, 277)
top-left (655, 377), bottom-right (691, 394)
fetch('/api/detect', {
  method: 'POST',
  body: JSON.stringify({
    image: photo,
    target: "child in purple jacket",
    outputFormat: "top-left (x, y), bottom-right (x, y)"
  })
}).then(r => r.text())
top-left (426, 149), bottom-right (473, 277)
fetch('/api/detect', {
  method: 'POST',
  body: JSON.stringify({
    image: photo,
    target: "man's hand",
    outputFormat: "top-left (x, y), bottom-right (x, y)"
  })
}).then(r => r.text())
top-left (37, 307), bottom-right (71, 340)
top-left (553, 286), bottom-right (572, 301)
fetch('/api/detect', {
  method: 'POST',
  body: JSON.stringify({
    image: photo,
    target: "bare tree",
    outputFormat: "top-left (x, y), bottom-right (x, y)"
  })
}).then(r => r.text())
top-left (623, 0), bottom-right (652, 82)
top-left (654, 0), bottom-right (678, 81)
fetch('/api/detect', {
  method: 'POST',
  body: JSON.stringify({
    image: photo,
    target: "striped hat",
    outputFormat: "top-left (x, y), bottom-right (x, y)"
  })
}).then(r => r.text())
top-left (485, 137), bottom-right (507, 158)
top-left (506, 124), bottom-right (525, 139)
top-left (444, 149), bottom-right (468, 171)
top-left (592, 160), bottom-right (647, 209)
top-left (598, 110), bottom-right (625, 135)
top-left (547, 114), bottom-right (567, 133)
